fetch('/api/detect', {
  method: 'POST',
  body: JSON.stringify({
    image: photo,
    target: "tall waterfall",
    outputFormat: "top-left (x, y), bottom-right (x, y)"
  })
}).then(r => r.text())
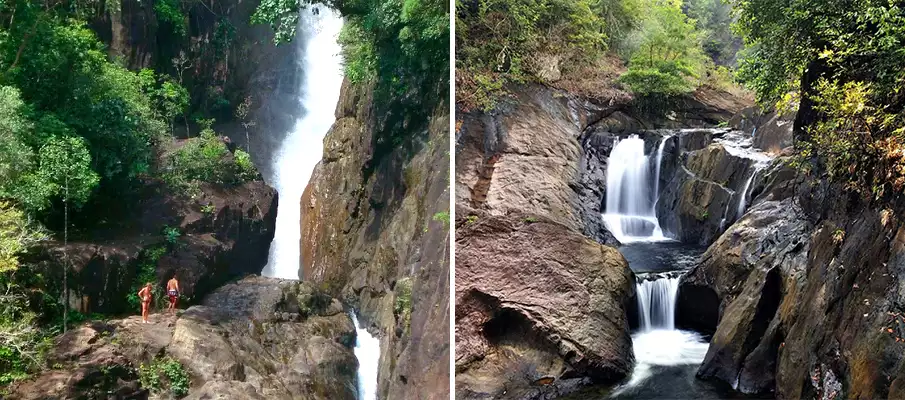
top-left (263, 7), bottom-right (344, 280)
top-left (636, 276), bottom-right (679, 331)
top-left (352, 313), bottom-right (380, 400)
top-left (603, 135), bottom-right (667, 243)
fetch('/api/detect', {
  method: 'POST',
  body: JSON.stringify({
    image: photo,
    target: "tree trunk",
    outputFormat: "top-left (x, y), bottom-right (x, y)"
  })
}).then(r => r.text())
top-left (62, 174), bottom-right (69, 333)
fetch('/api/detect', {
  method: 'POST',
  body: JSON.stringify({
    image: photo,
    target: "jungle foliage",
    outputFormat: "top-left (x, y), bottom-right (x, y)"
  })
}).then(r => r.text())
top-left (732, 0), bottom-right (905, 200)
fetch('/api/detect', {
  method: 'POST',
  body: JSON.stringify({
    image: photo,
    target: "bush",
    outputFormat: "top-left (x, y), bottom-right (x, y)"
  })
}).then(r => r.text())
top-left (394, 277), bottom-right (413, 332)
top-left (618, 0), bottom-right (705, 99)
top-left (139, 356), bottom-right (190, 397)
top-left (456, 0), bottom-right (608, 111)
top-left (126, 246), bottom-right (168, 312)
top-left (161, 123), bottom-right (259, 196)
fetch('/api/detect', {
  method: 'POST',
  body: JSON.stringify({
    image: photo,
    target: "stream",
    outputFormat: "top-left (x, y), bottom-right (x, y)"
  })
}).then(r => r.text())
top-left (597, 133), bottom-right (772, 399)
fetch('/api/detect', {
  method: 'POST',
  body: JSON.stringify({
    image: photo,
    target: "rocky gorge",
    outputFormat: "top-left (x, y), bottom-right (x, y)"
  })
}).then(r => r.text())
top-left (455, 79), bottom-right (905, 399)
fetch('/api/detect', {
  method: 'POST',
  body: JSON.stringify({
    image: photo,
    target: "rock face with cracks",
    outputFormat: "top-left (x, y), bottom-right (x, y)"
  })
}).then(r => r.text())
top-left (455, 210), bottom-right (635, 399)
top-left (678, 156), bottom-right (905, 398)
top-left (299, 78), bottom-right (451, 399)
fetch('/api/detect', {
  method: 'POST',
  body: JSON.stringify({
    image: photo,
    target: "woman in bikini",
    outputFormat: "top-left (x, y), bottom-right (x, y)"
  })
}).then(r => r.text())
top-left (138, 282), bottom-right (153, 323)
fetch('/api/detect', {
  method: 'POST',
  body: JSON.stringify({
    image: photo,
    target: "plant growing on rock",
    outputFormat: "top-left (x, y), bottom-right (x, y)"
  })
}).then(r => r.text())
top-left (394, 277), bottom-right (414, 335)
top-left (139, 356), bottom-right (190, 397)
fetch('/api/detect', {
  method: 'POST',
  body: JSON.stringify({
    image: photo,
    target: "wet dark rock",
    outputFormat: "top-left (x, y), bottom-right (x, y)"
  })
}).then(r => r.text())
top-left (680, 156), bottom-right (905, 398)
top-left (28, 179), bottom-right (277, 314)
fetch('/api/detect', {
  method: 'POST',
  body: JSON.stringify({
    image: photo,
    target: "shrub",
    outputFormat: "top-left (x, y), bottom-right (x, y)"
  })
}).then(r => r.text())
top-left (456, 0), bottom-right (608, 111)
top-left (394, 277), bottom-right (414, 333)
top-left (139, 356), bottom-right (190, 397)
top-left (161, 123), bottom-right (259, 196)
top-left (126, 246), bottom-right (167, 312)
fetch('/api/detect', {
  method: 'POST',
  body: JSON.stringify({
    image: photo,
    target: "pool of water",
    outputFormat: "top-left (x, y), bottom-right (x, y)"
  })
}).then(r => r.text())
top-left (619, 241), bottom-right (704, 273)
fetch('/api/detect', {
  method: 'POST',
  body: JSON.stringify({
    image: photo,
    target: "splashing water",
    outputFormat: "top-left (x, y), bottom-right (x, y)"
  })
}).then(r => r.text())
top-left (352, 313), bottom-right (380, 400)
top-left (263, 7), bottom-right (344, 280)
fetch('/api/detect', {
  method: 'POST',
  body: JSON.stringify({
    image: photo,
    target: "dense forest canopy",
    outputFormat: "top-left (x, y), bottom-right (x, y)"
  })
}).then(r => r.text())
top-left (455, 0), bottom-right (745, 111)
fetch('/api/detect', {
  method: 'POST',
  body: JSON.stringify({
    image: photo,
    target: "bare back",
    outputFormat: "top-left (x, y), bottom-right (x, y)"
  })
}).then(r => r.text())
top-left (167, 278), bottom-right (179, 291)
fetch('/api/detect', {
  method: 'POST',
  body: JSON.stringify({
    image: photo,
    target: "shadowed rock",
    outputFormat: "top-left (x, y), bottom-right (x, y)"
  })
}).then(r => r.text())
top-left (455, 210), bottom-right (635, 399)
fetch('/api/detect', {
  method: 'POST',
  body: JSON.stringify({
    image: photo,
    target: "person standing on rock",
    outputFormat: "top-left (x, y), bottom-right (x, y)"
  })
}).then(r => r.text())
top-left (138, 282), bottom-right (152, 324)
top-left (167, 274), bottom-right (180, 314)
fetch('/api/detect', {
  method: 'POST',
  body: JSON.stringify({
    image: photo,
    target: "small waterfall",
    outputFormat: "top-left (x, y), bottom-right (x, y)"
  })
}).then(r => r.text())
top-left (263, 7), bottom-right (344, 279)
top-left (736, 167), bottom-right (761, 218)
top-left (604, 135), bottom-right (667, 243)
top-left (636, 276), bottom-right (679, 331)
top-left (352, 313), bottom-right (380, 400)
top-left (652, 136), bottom-right (669, 209)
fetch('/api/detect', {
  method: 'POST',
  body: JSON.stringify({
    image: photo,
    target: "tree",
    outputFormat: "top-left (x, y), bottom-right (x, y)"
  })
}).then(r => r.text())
top-left (732, 0), bottom-right (905, 199)
top-left (619, 0), bottom-right (705, 97)
top-left (37, 136), bottom-right (98, 332)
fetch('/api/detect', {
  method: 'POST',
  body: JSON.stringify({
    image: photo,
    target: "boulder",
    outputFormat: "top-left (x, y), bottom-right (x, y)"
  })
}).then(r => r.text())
top-left (455, 210), bottom-right (635, 399)
top-left (8, 276), bottom-right (357, 400)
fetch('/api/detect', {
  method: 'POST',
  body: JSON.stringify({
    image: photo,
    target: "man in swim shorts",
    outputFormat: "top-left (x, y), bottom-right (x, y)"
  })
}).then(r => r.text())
top-left (167, 274), bottom-right (180, 314)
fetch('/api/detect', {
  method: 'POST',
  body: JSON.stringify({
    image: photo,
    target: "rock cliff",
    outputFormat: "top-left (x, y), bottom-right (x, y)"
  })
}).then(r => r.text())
top-left (299, 78), bottom-right (451, 399)
top-left (9, 276), bottom-right (358, 400)
top-left (28, 175), bottom-right (277, 315)
top-left (454, 83), bottom-right (751, 398)
top-left (677, 124), bottom-right (905, 398)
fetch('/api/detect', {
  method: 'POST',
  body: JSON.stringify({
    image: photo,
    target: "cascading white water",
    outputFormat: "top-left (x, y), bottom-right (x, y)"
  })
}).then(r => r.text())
top-left (603, 135), bottom-right (667, 243)
top-left (263, 7), bottom-right (344, 280)
top-left (736, 167), bottom-right (761, 218)
top-left (352, 313), bottom-right (380, 400)
top-left (635, 277), bottom-right (679, 331)
top-left (615, 274), bottom-right (708, 393)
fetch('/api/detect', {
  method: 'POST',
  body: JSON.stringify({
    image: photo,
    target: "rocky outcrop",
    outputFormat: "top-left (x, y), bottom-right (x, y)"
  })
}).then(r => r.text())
top-left (9, 276), bottom-right (357, 400)
top-left (30, 179), bottom-right (277, 314)
top-left (677, 156), bottom-right (905, 398)
top-left (455, 210), bottom-right (635, 399)
top-left (729, 108), bottom-right (795, 155)
top-left (299, 78), bottom-right (450, 399)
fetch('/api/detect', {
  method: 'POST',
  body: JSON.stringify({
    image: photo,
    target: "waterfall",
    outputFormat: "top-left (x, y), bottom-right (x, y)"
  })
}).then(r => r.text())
top-left (636, 276), bottom-right (679, 331)
top-left (652, 136), bottom-right (669, 210)
top-left (352, 313), bottom-right (380, 400)
top-left (736, 167), bottom-right (761, 218)
top-left (603, 135), bottom-right (667, 243)
top-left (263, 7), bottom-right (344, 280)
top-left (617, 274), bottom-right (708, 392)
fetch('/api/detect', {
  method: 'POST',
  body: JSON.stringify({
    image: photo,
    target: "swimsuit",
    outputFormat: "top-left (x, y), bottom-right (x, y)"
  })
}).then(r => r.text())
top-left (168, 289), bottom-right (179, 298)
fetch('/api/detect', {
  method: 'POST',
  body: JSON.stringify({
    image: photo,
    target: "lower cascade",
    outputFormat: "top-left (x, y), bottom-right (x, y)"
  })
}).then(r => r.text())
top-left (352, 313), bottom-right (380, 400)
top-left (635, 276), bottom-right (679, 331)
top-left (613, 272), bottom-right (709, 397)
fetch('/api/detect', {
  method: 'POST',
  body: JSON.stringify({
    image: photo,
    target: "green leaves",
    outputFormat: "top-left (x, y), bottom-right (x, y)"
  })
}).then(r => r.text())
top-left (37, 136), bottom-right (99, 207)
top-left (619, 0), bottom-right (705, 98)
top-left (457, 0), bottom-right (610, 110)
